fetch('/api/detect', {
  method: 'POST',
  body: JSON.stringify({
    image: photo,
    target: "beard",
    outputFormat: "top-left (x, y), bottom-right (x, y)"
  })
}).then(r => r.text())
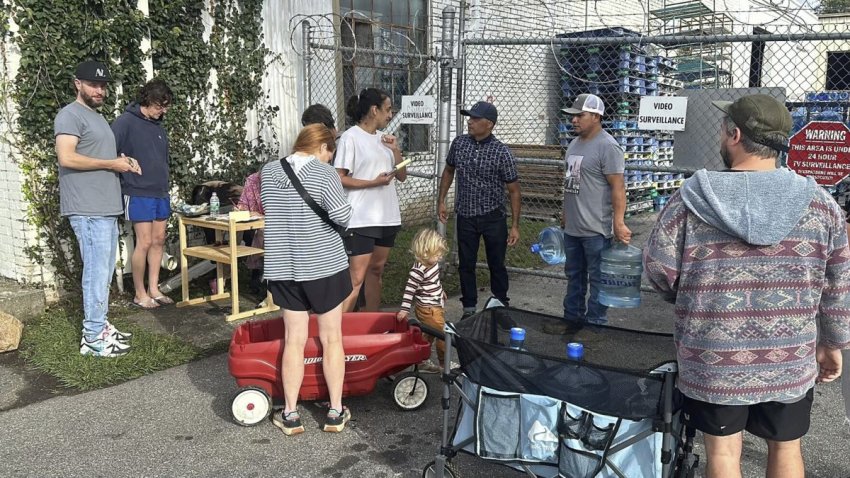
top-left (720, 143), bottom-right (733, 169)
top-left (80, 90), bottom-right (104, 109)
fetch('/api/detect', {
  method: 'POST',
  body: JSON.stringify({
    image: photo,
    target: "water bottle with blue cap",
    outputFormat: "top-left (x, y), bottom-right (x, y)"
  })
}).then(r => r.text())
top-left (509, 327), bottom-right (526, 350)
top-left (567, 342), bottom-right (584, 361)
top-left (529, 227), bottom-right (566, 265)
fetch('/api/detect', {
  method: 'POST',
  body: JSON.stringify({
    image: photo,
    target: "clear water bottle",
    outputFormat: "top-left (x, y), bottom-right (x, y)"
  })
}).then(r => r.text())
top-left (598, 242), bottom-right (643, 308)
top-left (509, 327), bottom-right (526, 350)
top-left (209, 192), bottom-right (220, 216)
top-left (567, 342), bottom-right (584, 361)
top-left (530, 227), bottom-right (565, 265)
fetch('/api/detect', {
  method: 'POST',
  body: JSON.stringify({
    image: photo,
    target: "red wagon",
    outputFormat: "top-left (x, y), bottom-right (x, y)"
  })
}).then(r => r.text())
top-left (228, 312), bottom-right (433, 426)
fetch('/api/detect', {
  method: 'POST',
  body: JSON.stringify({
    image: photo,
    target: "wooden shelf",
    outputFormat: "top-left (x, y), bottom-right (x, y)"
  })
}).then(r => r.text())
top-left (182, 244), bottom-right (264, 264)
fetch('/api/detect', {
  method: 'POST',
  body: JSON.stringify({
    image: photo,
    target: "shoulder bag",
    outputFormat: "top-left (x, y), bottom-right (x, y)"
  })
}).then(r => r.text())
top-left (278, 158), bottom-right (353, 244)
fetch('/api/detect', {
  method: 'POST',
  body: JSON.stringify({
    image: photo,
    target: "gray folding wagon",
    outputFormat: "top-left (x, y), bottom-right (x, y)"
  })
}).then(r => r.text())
top-left (417, 305), bottom-right (699, 478)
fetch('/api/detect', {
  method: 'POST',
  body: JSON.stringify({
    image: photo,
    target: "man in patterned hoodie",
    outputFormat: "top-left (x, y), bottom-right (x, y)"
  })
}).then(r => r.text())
top-left (644, 94), bottom-right (850, 478)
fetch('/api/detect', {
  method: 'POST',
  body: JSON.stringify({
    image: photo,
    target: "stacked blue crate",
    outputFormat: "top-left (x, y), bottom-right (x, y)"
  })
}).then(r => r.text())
top-left (789, 91), bottom-right (850, 135)
top-left (558, 28), bottom-right (679, 215)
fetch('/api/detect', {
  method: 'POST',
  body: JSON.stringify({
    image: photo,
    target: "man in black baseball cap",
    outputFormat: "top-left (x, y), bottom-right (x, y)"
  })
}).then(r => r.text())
top-left (54, 59), bottom-right (138, 357)
top-left (73, 60), bottom-right (111, 109)
top-left (438, 101), bottom-right (521, 318)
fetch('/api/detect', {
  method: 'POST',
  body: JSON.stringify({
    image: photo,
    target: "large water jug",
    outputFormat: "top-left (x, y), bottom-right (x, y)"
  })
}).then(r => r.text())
top-left (530, 227), bottom-right (565, 265)
top-left (598, 242), bottom-right (642, 308)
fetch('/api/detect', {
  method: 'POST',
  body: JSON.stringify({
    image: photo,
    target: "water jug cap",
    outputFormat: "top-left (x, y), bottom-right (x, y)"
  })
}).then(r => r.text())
top-left (567, 342), bottom-right (584, 358)
top-left (530, 243), bottom-right (541, 253)
top-left (510, 327), bottom-right (526, 341)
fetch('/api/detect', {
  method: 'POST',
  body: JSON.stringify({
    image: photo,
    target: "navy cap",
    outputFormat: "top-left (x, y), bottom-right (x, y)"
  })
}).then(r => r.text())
top-left (461, 101), bottom-right (498, 124)
top-left (75, 60), bottom-right (112, 82)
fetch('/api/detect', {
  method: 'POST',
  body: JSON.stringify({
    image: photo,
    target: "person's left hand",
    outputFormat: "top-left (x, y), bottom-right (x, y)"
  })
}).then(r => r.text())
top-left (396, 310), bottom-right (409, 322)
top-left (816, 345), bottom-right (842, 383)
top-left (507, 226), bottom-right (520, 246)
top-left (614, 222), bottom-right (632, 245)
top-left (381, 134), bottom-right (400, 151)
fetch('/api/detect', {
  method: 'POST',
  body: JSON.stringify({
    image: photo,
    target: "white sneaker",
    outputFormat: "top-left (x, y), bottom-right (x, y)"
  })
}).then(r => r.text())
top-left (417, 360), bottom-right (442, 374)
top-left (105, 320), bottom-right (132, 343)
top-left (80, 330), bottom-right (131, 357)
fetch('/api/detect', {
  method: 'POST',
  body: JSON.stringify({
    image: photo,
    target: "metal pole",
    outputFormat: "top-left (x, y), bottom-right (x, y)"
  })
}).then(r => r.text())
top-left (301, 22), bottom-right (312, 113)
top-left (455, 1), bottom-right (467, 141)
top-left (436, 6), bottom-right (456, 238)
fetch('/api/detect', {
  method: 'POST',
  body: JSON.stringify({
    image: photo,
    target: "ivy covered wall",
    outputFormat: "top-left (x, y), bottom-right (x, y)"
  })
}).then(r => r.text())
top-left (0, 0), bottom-right (279, 291)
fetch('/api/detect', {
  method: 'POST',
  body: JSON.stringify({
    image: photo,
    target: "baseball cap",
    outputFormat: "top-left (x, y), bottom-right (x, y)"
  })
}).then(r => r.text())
top-left (562, 93), bottom-right (605, 116)
top-left (461, 101), bottom-right (498, 124)
top-left (712, 94), bottom-right (791, 152)
top-left (74, 60), bottom-right (112, 82)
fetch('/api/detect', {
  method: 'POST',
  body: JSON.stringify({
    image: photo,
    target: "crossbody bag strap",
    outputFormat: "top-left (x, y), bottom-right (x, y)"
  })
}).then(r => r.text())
top-left (279, 158), bottom-right (336, 229)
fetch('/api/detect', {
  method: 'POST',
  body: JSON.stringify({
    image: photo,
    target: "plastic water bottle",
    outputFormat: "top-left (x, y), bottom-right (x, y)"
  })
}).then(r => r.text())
top-left (209, 192), bottom-right (220, 216)
top-left (529, 227), bottom-right (565, 265)
top-left (598, 242), bottom-right (643, 308)
top-left (509, 327), bottom-right (526, 350)
top-left (567, 342), bottom-right (584, 361)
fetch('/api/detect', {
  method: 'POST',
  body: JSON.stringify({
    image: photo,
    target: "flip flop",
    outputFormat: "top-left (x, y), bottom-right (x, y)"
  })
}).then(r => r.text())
top-left (133, 297), bottom-right (160, 309)
top-left (151, 295), bottom-right (174, 305)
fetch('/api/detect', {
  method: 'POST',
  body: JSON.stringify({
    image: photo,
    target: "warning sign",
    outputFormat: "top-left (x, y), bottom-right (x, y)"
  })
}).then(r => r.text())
top-left (399, 95), bottom-right (436, 125)
top-left (787, 121), bottom-right (850, 186)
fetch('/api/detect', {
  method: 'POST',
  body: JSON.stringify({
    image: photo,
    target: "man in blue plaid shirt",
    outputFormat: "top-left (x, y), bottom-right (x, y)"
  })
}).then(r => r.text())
top-left (438, 102), bottom-right (522, 319)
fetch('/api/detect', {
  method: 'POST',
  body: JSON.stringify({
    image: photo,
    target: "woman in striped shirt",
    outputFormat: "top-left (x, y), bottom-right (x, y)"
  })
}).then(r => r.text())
top-left (261, 124), bottom-right (353, 436)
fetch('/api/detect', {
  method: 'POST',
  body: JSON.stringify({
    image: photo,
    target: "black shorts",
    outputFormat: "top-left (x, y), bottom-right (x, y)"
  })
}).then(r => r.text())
top-left (268, 268), bottom-right (352, 314)
top-left (681, 388), bottom-right (814, 441)
top-left (345, 226), bottom-right (400, 256)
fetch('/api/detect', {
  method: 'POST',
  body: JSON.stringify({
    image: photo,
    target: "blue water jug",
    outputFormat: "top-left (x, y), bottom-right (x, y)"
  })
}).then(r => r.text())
top-left (530, 227), bottom-right (565, 265)
top-left (598, 242), bottom-right (643, 308)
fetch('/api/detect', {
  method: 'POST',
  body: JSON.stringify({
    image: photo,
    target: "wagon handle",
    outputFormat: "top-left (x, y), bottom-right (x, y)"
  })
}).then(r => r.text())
top-left (407, 318), bottom-right (446, 341)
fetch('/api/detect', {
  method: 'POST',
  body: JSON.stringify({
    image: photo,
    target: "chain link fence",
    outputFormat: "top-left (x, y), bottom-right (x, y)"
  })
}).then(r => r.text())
top-left (296, 12), bottom-right (442, 228)
top-left (291, 4), bottom-right (850, 288)
top-left (460, 15), bottom-right (850, 282)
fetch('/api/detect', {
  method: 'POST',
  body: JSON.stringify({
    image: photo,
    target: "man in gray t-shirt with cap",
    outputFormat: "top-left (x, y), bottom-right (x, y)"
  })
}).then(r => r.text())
top-left (54, 60), bottom-right (140, 357)
top-left (544, 93), bottom-right (631, 334)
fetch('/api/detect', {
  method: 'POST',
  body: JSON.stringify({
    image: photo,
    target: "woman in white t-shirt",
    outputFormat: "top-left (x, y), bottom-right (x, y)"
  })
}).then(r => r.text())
top-left (335, 88), bottom-right (407, 312)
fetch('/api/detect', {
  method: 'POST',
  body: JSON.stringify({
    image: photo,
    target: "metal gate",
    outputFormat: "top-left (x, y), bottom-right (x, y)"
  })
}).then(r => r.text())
top-left (295, 10), bottom-right (456, 228)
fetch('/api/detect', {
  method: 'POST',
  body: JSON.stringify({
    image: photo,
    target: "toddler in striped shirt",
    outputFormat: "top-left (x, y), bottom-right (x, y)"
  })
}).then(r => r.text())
top-left (397, 229), bottom-right (448, 374)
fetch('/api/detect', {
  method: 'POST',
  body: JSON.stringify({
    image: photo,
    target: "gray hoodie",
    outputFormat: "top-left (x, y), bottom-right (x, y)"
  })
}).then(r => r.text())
top-left (679, 168), bottom-right (818, 246)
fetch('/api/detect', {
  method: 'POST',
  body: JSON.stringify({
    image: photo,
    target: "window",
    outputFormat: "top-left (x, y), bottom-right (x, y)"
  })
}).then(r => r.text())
top-left (826, 51), bottom-right (850, 91)
top-left (339, 0), bottom-right (430, 152)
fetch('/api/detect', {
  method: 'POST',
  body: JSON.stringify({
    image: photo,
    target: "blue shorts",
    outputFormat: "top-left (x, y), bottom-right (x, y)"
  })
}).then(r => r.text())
top-left (124, 195), bottom-right (171, 222)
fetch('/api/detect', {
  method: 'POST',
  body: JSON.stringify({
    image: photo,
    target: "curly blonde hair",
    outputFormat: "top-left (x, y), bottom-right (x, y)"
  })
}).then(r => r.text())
top-left (410, 228), bottom-right (448, 265)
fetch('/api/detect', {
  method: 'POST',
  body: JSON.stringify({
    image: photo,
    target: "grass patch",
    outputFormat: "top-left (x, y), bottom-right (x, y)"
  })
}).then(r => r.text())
top-left (380, 217), bottom-right (554, 307)
top-left (19, 300), bottom-right (201, 391)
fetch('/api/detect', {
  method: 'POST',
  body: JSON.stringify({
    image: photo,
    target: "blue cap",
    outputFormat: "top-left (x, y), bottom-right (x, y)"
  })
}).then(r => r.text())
top-left (530, 243), bottom-right (541, 253)
top-left (567, 342), bottom-right (584, 359)
top-left (461, 101), bottom-right (498, 124)
top-left (510, 327), bottom-right (526, 341)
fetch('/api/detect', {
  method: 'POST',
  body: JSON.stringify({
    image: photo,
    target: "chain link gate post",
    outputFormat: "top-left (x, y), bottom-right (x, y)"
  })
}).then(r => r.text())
top-left (436, 6), bottom-right (456, 239)
top-left (301, 21), bottom-right (312, 113)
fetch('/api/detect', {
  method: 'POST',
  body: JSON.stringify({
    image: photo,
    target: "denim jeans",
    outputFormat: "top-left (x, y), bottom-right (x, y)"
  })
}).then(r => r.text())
top-left (456, 209), bottom-right (509, 309)
top-left (563, 233), bottom-right (610, 325)
top-left (69, 216), bottom-right (118, 341)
